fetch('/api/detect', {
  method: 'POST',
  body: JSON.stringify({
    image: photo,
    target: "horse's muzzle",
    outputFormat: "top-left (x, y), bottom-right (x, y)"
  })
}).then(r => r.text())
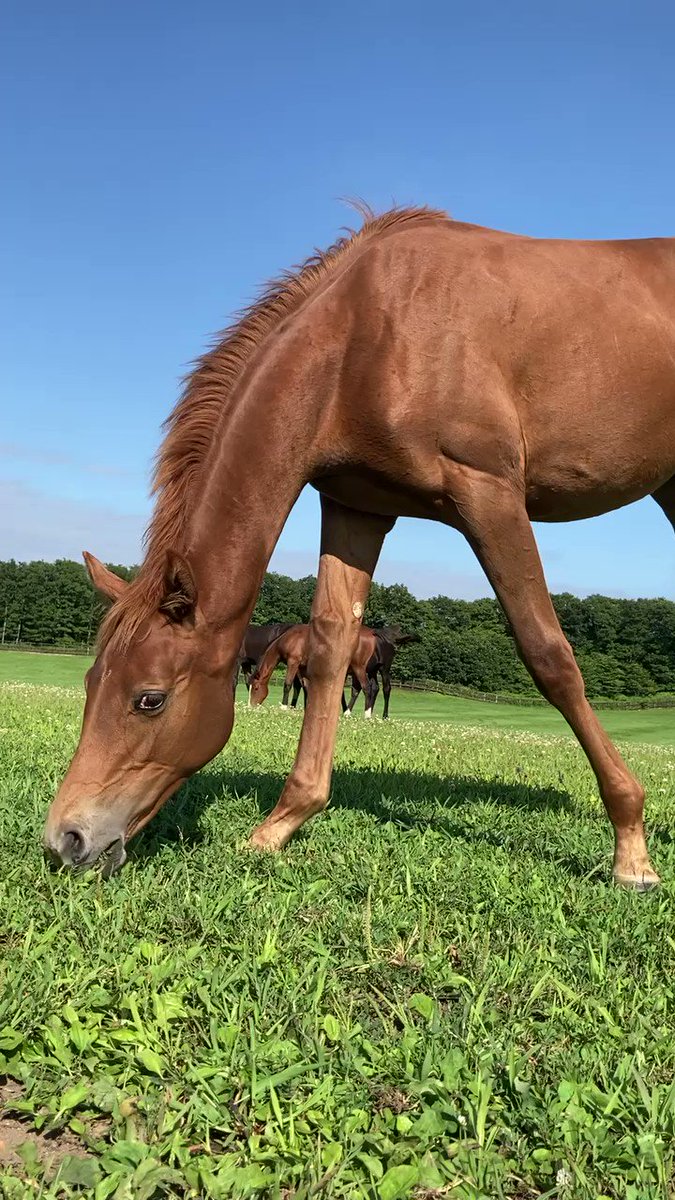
top-left (43, 822), bottom-right (127, 876)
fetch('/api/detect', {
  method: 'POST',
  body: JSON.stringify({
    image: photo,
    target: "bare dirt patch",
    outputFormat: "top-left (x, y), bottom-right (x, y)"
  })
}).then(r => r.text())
top-left (0, 1079), bottom-right (100, 1175)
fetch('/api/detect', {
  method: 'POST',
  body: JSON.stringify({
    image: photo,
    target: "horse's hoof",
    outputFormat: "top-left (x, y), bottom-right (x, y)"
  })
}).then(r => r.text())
top-left (613, 870), bottom-right (661, 892)
top-left (343, 710), bottom-right (352, 718)
top-left (245, 832), bottom-right (282, 853)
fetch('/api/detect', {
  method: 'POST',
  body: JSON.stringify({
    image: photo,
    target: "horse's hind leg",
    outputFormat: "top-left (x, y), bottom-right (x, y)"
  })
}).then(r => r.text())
top-left (652, 477), bottom-right (675, 532)
top-left (364, 672), bottom-right (379, 719)
top-left (456, 470), bottom-right (658, 889)
top-left (248, 497), bottom-right (394, 850)
top-left (381, 667), bottom-right (392, 719)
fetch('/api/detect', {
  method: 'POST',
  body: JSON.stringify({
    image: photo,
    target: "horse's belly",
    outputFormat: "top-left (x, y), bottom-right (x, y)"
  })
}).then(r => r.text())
top-left (524, 420), bottom-right (675, 521)
top-left (315, 471), bottom-right (437, 520)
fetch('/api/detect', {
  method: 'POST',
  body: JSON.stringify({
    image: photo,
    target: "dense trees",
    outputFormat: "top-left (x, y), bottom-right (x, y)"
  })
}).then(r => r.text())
top-left (1, 560), bottom-right (674, 699)
top-left (0, 560), bottom-right (135, 649)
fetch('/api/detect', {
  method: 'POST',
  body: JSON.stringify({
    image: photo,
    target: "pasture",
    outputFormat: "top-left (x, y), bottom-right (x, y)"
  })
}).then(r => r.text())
top-left (1, 649), bottom-right (674, 745)
top-left (1, 680), bottom-right (675, 1198)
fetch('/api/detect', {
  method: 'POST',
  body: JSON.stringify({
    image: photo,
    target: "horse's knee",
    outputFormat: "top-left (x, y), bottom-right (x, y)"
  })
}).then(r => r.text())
top-left (309, 614), bottom-right (354, 650)
top-left (527, 635), bottom-right (581, 704)
top-left (305, 615), bottom-right (357, 681)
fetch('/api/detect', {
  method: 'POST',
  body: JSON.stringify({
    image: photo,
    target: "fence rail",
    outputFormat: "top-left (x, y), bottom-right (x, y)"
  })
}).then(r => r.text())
top-left (0, 641), bottom-right (92, 656)
top-left (395, 677), bottom-right (675, 711)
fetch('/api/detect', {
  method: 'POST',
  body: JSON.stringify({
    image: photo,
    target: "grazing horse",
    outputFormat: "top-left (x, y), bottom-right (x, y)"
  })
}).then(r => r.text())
top-left (235, 622), bottom-right (295, 697)
top-left (343, 626), bottom-right (420, 718)
top-left (248, 623), bottom-right (408, 713)
top-left (248, 626), bottom-right (312, 709)
top-left (45, 205), bottom-right (675, 888)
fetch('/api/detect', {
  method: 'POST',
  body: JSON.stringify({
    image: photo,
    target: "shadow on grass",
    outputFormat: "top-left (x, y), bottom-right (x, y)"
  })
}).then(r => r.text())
top-left (131, 760), bottom-right (575, 867)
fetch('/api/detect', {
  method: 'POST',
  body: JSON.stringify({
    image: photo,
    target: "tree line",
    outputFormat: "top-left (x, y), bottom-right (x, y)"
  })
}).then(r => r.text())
top-left (1, 558), bottom-right (674, 700)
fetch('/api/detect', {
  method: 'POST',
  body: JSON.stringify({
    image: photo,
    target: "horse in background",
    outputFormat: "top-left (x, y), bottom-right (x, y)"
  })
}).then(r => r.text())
top-left (249, 623), bottom-right (417, 718)
top-left (343, 625), bottom-right (420, 718)
top-left (248, 625), bottom-right (313, 710)
top-left (234, 623), bottom-right (295, 698)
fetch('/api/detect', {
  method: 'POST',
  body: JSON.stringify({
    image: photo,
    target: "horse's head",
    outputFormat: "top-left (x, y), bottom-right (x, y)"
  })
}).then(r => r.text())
top-left (43, 552), bottom-right (233, 874)
top-left (248, 666), bottom-right (270, 707)
top-left (379, 625), bottom-right (421, 646)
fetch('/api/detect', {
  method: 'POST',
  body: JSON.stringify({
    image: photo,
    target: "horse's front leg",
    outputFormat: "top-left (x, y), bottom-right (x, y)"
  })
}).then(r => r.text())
top-left (248, 497), bottom-right (394, 850)
top-left (280, 663), bottom-right (296, 708)
top-left (345, 674), bottom-right (362, 715)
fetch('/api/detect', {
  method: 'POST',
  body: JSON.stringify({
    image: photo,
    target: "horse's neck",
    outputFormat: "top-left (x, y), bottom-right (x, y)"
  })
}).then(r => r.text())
top-left (184, 342), bottom-right (324, 630)
top-left (262, 644), bottom-right (282, 681)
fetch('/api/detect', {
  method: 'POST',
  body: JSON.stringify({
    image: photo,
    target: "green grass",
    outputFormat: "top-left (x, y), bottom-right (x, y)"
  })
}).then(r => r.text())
top-left (0, 651), bottom-right (94, 689)
top-left (2, 648), bottom-right (674, 744)
top-left (1, 682), bottom-right (675, 1197)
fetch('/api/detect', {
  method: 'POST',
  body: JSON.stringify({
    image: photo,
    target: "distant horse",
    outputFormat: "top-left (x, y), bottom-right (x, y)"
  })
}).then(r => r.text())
top-left (249, 624), bottom-right (386, 713)
top-left (47, 205), bottom-right (675, 888)
top-left (343, 625), bottom-right (420, 718)
top-left (247, 625), bottom-right (318, 710)
top-left (234, 622), bottom-right (295, 698)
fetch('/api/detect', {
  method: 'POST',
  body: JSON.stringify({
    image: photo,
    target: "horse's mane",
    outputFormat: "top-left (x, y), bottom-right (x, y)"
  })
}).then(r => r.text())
top-left (99, 204), bottom-right (447, 651)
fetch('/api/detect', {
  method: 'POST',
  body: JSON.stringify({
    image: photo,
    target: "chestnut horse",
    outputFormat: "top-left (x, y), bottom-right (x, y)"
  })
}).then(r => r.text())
top-left (45, 205), bottom-right (675, 888)
top-left (247, 625), bottom-right (310, 709)
top-left (248, 625), bottom-right (312, 710)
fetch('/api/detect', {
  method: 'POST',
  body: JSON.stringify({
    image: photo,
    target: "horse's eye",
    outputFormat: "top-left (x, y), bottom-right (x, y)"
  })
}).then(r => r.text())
top-left (133, 691), bottom-right (167, 714)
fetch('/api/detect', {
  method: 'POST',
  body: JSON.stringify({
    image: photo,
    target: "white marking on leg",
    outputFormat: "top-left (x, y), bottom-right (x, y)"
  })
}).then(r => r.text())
top-left (364, 708), bottom-right (373, 719)
top-left (343, 708), bottom-right (352, 718)
top-left (280, 703), bottom-right (288, 710)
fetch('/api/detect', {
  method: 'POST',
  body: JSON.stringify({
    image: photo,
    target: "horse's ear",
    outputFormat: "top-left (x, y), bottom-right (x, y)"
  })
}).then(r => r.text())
top-left (159, 551), bottom-right (197, 623)
top-left (83, 552), bottom-right (129, 602)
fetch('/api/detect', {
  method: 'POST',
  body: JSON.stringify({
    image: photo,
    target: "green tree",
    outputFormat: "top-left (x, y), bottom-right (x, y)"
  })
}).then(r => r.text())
top-left (0, 560), bottom-right (673, 700)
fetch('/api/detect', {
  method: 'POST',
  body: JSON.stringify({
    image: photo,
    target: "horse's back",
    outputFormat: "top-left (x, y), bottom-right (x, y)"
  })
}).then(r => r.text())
top-left (320, 220), bottom-right (675, 521)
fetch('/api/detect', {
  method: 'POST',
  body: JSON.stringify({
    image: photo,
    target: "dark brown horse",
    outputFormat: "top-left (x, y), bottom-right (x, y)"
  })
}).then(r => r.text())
top-left (343, 625), bottom-right (420, 719)
top-left (45, 205), bottom-right (675, 888)
top-left (235, 622), bottom-right (295, 696)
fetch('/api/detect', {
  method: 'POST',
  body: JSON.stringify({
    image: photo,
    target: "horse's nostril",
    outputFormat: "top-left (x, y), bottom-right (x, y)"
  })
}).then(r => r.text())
top-left (62, 829), bottom-right (85, 862)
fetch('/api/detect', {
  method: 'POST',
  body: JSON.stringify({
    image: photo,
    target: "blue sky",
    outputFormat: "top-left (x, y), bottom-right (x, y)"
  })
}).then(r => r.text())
top-left (2, 0), bottom-right (674, 599)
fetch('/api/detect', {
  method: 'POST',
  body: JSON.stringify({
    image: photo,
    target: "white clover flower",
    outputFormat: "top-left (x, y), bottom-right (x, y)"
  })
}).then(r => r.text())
top-left (556, 1166), bottom-right (573, 1189)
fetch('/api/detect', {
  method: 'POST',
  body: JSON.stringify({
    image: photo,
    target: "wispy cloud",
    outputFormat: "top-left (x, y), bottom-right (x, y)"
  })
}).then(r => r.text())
top-left (0, 441), bottom-right (143, 481)
top-left (0, 480), bottom-right (145, 563)
top-left (3, 478), bottom-right (670, 602)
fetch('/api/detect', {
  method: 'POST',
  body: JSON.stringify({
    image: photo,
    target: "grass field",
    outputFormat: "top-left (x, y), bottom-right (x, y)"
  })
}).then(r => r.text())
top-left (1, 680), bottom-right (675, 1198)
top-left (1, 649), bottom-right (674, 745)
